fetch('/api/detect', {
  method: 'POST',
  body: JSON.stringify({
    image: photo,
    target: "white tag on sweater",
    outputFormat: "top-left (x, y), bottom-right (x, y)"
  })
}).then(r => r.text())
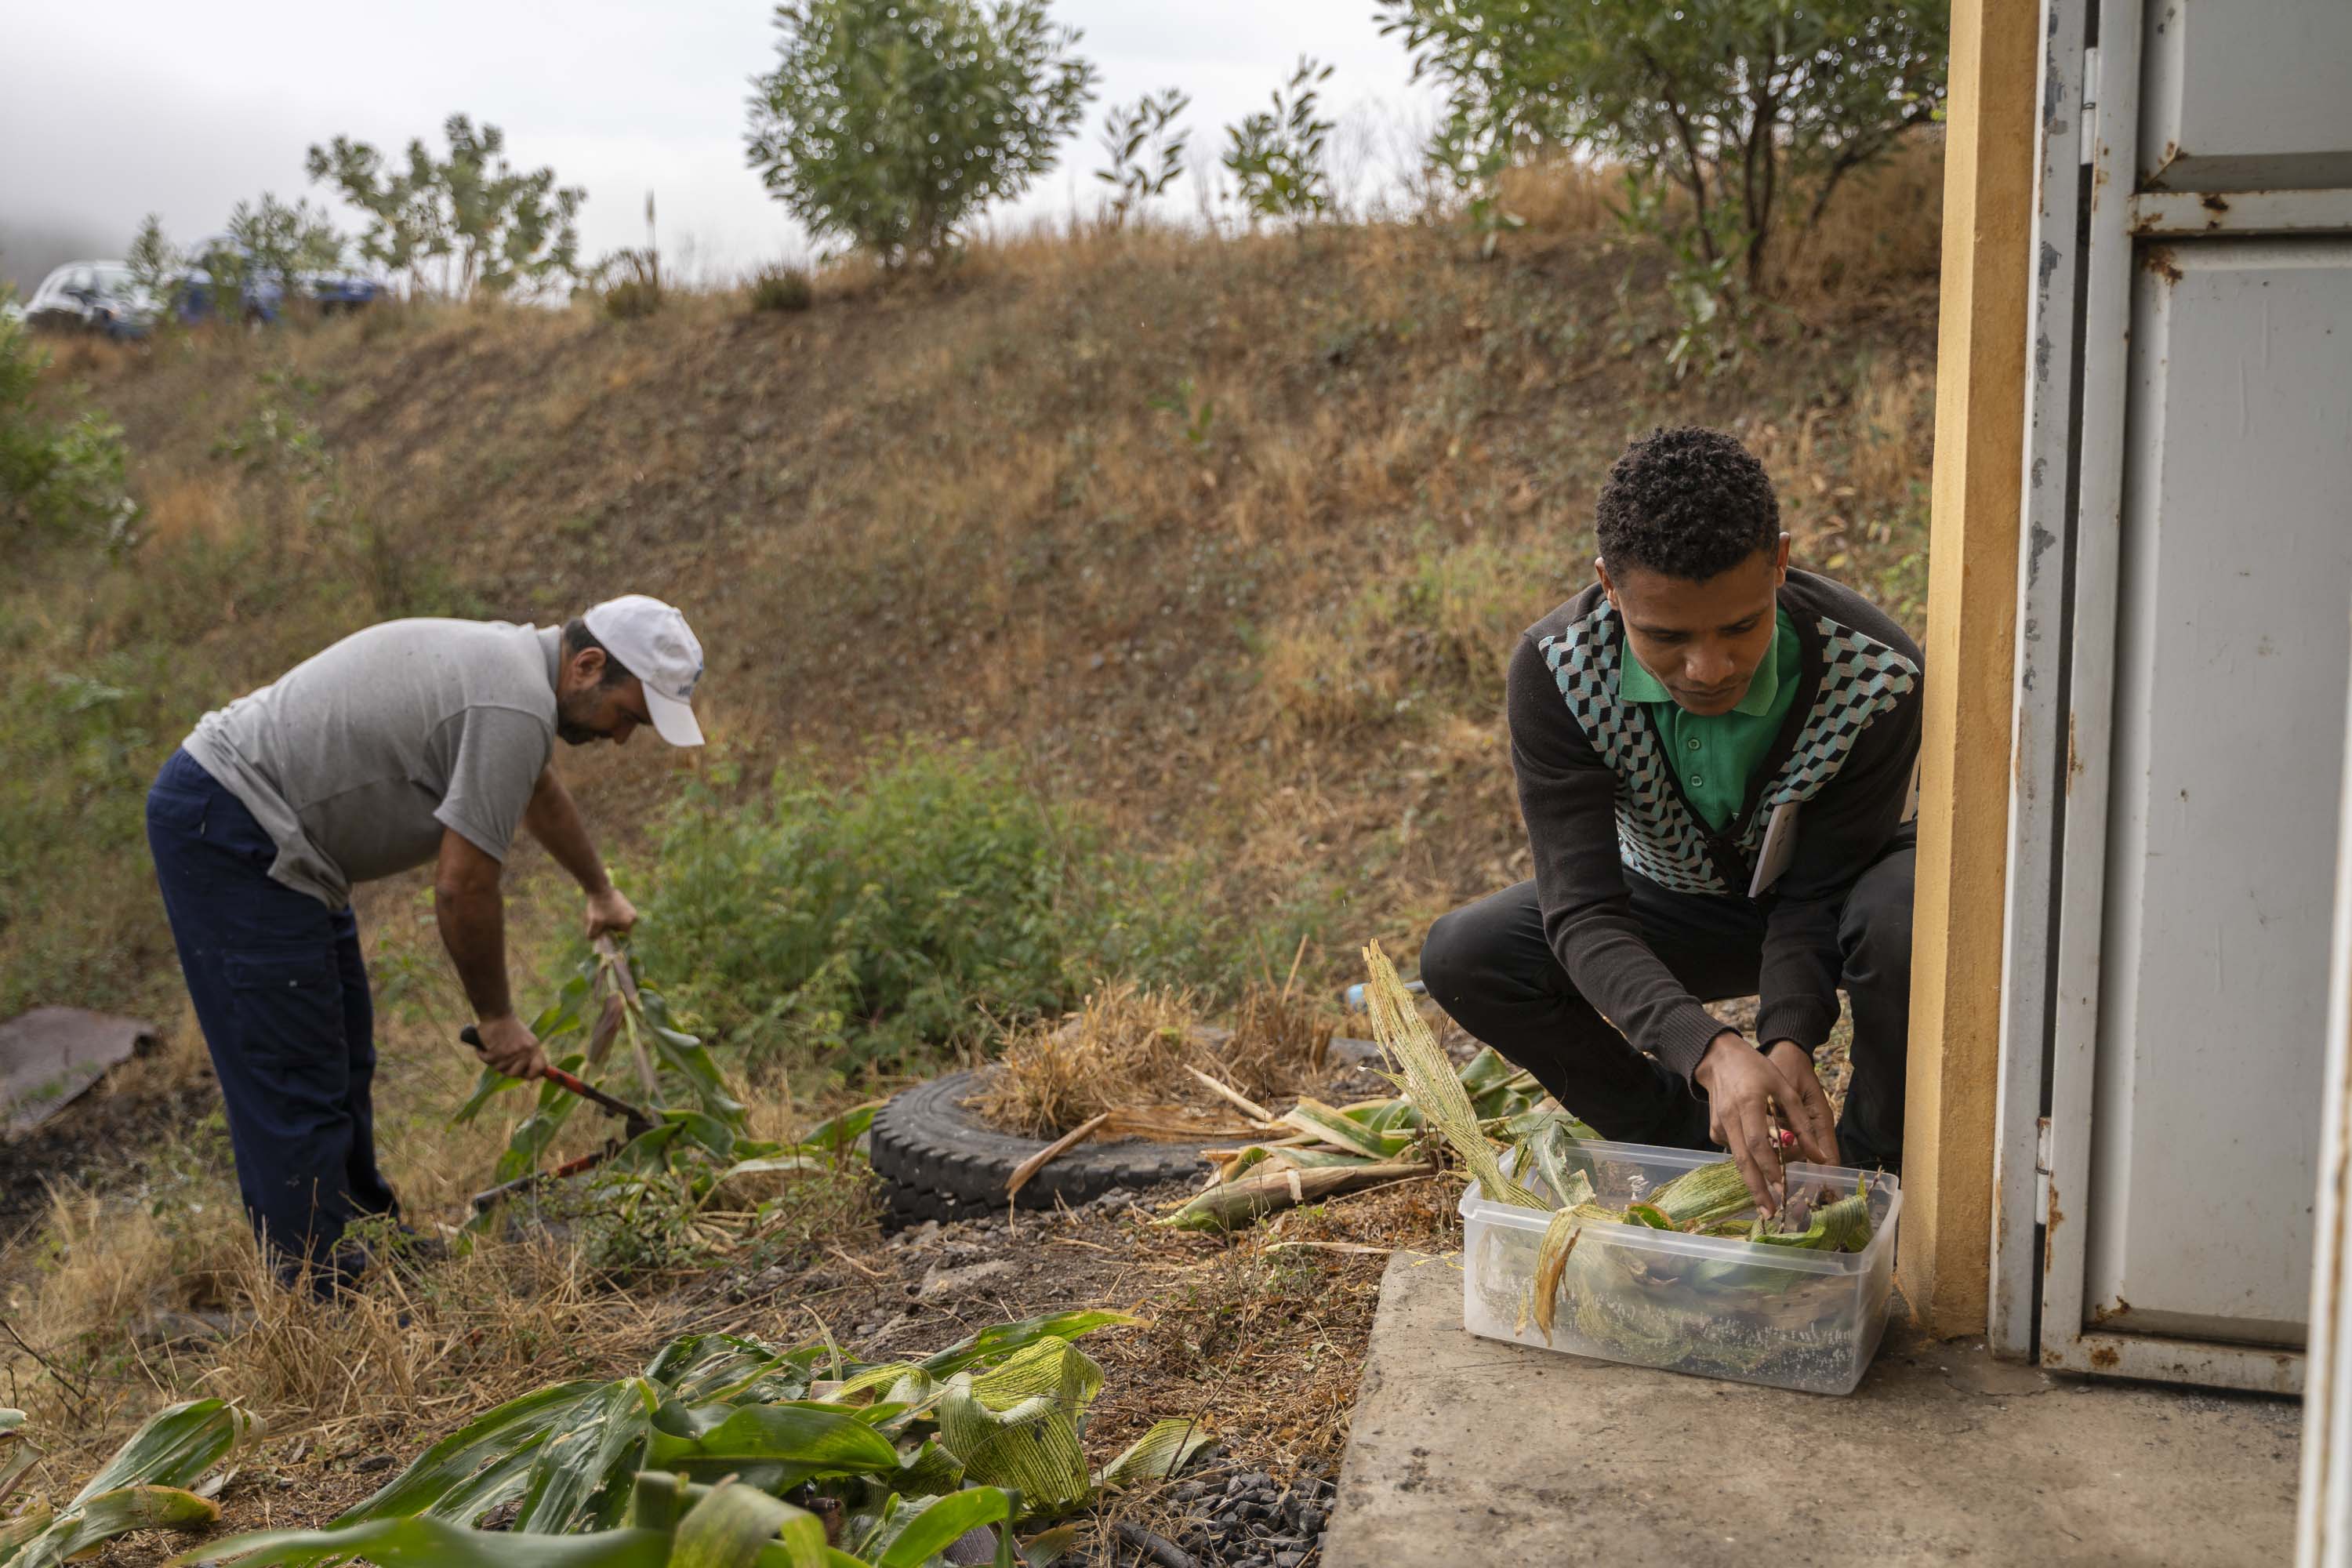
top-left (1748, 800), bottom-right (1800, 898)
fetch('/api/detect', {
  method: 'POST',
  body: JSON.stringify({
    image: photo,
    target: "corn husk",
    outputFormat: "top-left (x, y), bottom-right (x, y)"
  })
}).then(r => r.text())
top-left (1359, 942), bottom-right (1544, 1208)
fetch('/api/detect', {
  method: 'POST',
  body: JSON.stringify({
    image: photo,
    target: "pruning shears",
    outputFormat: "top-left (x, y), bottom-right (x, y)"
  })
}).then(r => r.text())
top-left (463, 1024), bottom-right (658, 1212)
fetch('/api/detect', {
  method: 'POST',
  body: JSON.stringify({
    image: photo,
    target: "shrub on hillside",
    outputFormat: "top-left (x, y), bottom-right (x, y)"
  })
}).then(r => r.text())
top-left (748, 264), bottom-right (814, 313)
top-left (636, 742), bottom-right (1312, 1077)
top-left (0, 296), bottom-right (139, 546)
top-left (744, 0), bottom-right (1098, 269)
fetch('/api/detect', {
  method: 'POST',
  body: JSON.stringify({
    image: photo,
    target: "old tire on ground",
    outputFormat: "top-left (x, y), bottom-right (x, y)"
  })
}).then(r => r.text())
top-left (869, 1069), bottom-right (1243, 1228)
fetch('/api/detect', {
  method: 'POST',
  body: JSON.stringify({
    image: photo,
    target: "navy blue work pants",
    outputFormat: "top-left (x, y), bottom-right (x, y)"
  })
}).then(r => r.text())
top-left (145, 749), bottom-right (397, 1287)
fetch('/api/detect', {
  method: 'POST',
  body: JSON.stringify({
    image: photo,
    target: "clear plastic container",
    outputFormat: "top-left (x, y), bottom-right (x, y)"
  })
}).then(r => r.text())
top-left (1458, 1139), bottom-right (1902, 1396)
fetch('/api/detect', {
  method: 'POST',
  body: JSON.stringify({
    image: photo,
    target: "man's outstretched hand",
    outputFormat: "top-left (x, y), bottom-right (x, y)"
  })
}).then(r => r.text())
top-left (470, 1014), bottom-right (549, 1080)
top-left (585, 885), bottom-right (638, 941)
top-left (1693, 1032), bottom-right (1837, 1215)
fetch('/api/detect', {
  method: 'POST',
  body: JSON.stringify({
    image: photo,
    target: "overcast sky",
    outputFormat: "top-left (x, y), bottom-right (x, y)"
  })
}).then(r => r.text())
top-left (0, 1), bottom-right (1442, 292)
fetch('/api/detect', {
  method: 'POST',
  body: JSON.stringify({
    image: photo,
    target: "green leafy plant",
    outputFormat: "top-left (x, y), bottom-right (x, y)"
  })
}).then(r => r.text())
top-left (1147, 377), bottom-right (1214, 451)
top-left (307, 114), bottom-right (586, 299)
top-left (745, 0), bottom-right (1098, 269)
top-left (0, 298), bottom-right (139, 546)
top-left (1094, 89), bottom-right (1191, 229)
top-left (1221, 57), bottom-right (1335, 228)
top-left (634, 743), bottom-right (1300, 1076)
top-left (0, 1399), bottom-right (256, 1568)
top-left (180, 1313), bottom-right (1210, 1567)
top-left (125, 214), bottom-right (181, 316)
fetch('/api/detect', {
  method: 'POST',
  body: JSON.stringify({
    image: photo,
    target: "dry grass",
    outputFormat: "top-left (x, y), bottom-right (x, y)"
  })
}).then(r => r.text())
top-left (972, 978), bottom-right (1339, 1138)
top-left (972, 983), bottom-right (1206, 1137)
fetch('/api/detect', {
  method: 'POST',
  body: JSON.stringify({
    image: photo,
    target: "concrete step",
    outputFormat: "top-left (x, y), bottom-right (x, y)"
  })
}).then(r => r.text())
top-left (1322, 1250), bottom-right (2297, 1567)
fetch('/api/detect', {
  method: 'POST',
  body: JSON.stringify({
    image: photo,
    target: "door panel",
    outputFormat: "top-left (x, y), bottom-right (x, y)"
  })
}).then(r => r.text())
top-left (2084, 238), bottom-right (2352, 1344)
top-left (2139, 0), bottom-right (2352, 191)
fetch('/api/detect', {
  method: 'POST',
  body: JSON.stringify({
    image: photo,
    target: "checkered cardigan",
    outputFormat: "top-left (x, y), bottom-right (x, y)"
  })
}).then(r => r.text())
top-left (1503, 570), bottom-right (1923, 1073)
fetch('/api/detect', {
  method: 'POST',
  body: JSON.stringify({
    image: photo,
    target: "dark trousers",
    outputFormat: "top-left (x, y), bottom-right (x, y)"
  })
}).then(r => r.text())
top-left (1419, 845), bottom-right (1913, 1173)
top-left (146, 749), bottom-right (396, 1287)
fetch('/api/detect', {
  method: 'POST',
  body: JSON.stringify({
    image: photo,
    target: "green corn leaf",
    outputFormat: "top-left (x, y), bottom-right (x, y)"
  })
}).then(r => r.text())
top-left (12, 1486), bottom-right (219, 1568)
top-left (169, 1516), bottom-right (673, 1566)
top-left (644, 1334), bottom-right (817, 1404)
top-left (490, 1057), bottom-right (591, 1181)
top-left (916, 1311), bottom-right (1138, 1377)
top-left (873, 1486), bottom-right (1014, 1568)
top-left (645, 1404), bottom-right (901, 1474)
top-left (0, 1409), bottom-right (36, 1503)
top-left (1097, 1418), bottom-right (1217, 1490)
top-left (333, 1381), bottom-right (604, 1526)
top-left (670, 1479), bottom-right (825, 1568)
top-left (75, 1398), bottom-right (256, 1500)
top-left (966, 1338), bottom-right (1102, 1412)
top-left (0, 1501), bottom-right (55, 1559)
top-left (938, 1378), bottom-right (1090, 1520)
top-left (888, 1437), bottom-right (964, 1496)
top-left (511, 1378), bottom-right (658, 1535)
top-left (1276, 1098), bottom-right (1399, 1159)
top-left (796, 1103), bottom-right (880, 1152)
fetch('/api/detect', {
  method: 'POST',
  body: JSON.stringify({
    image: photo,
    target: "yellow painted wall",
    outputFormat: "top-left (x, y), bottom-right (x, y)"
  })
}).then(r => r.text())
top-left (1898, 0), bottom-right (2039, 1336)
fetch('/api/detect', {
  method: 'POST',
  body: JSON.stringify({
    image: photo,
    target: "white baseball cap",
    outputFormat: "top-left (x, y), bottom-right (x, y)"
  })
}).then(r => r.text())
top-left (583, 595), bottom-right (706, 746)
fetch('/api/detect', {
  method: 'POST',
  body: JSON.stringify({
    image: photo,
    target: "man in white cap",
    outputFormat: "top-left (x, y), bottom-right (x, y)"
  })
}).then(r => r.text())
top-left (143, 596), bottom-right (705, 1287)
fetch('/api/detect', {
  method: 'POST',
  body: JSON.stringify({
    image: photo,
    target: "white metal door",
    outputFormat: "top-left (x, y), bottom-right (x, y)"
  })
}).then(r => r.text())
top-left (1994, 0), bottom-right (2352, 1389)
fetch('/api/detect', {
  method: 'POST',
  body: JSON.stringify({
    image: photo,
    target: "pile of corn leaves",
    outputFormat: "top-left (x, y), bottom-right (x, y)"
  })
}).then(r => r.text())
top-left (177, 1311), bottom-right (1207, 1566)
top-left (1352, 942), bottom-right (1878, 1346)
top-left (1161, 1024), bottom-right (1566, 1232)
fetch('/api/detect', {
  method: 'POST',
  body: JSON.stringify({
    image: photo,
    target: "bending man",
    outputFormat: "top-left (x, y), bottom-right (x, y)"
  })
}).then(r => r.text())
top-left (145, 595), bottom-right (706, 1285)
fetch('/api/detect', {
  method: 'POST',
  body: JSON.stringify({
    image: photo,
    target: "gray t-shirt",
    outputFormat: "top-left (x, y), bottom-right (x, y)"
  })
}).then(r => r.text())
top-left (183, 619), bottom-right (562, 909)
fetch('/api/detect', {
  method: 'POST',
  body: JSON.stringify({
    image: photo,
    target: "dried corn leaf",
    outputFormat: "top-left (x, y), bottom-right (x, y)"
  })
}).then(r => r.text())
top-left (1359, 942), bottom-right (1544, 1208)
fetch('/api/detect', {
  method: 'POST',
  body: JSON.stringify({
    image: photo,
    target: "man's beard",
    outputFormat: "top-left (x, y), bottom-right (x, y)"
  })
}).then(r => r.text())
top-left (557, 718), bottom-right (602, 746)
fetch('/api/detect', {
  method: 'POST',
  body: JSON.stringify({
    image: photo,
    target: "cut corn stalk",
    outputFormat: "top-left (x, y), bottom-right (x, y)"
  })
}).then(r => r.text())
top-left (1276, 1097), bottom-right (1404, 1159)
top-left (1161, 1157), bottom-right (1431, 1232)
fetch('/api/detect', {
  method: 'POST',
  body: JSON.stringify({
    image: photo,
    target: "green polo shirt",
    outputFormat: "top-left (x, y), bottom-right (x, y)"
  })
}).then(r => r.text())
top-left (1621, 609), bottom-right (1801, 830)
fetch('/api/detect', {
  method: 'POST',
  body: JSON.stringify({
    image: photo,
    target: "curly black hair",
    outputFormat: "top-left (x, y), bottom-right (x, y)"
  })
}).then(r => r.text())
top-left (1594, 426), bottom-right (1780, 582)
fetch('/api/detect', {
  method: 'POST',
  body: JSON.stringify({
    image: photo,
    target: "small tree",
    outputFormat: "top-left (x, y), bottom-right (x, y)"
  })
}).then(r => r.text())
top-left (307, 115), bottom-right (585, 299)
top-left (1094, 88), bottom-right (1190, 229)
top-left (125, 214), bottom-right (180, 314)
top-left (1221, 57), bottom-right (1336, 229)
top-left (1377, 0), bottom-right (1947, 290)
top-left (744, 0), bottom-right (1098, 268)
top-left (228, 194), bottom-right (345, 310)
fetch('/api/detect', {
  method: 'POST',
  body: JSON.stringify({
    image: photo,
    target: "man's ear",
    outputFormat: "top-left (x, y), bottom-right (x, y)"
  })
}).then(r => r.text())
top-left (569, 646), bottom-right (607, 689)
top-left (1773, 533), bottom-right (1791, 583)
top-left (1595, 556), bottom-right (1618, 614)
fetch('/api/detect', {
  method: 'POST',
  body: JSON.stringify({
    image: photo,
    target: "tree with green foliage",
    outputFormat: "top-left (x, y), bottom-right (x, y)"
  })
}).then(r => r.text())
top-left (1094, 87), bottom-right (1191, 229)
top-left (744, 0), bottom-right (1098, 268)
top-left (1221, 57), bottom-right (1337, 228)
top-left (1377, 0), bottom-right (1947, 289)
top-left (228, 194), bottom-right (345, 310)
top-left (306, 114), bottom-right (585, 299)
top-left (124, 213), bottom-right (180, 314)
top-left (0, 289), bottom-right (138, 546)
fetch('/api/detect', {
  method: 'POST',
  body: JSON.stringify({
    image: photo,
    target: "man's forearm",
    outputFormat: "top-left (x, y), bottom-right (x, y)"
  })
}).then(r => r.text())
top-left (522, 768), bottom-right (611, 895)
top-left (436, 880), bottom-right (514, 1022)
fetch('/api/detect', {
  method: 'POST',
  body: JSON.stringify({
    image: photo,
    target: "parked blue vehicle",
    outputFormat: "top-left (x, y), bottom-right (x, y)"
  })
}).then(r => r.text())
top-left (174, 238), bottom-right (390, 325)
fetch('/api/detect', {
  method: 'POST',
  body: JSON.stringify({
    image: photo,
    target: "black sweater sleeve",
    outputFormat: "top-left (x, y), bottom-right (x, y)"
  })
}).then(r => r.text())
top-left (1506, 636), bottom-right (1732, 1082)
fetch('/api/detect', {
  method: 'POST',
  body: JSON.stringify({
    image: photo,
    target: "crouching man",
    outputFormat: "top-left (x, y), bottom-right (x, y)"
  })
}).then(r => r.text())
top-left (145, 595), bottom-right (707, 1287)
top-left (1421, 428), bottom-right (1920, 1212)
